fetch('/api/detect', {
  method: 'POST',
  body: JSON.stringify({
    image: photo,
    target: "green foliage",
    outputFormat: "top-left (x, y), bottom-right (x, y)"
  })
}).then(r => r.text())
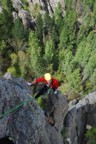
top-left (0, 9), bottom-right (13, 40)
top-left (37, 96), bottom-right (47, 109)
top-left (51, 25), bottom-right (59, 47)
top-left (54, 71), bottom-right (63, 82)
top-left (1, 0), bottom-right (13, 13)
top-left (83, 52), bottom-right (96, 81)
top-left (73, 40), bottom-right (92, 68)
top-left (35, 3), bottom-right (40, 17)
top-left (7, 53), bottom-right (20, 76)
top-left (44, 38), bottom-right (55, 64)
top-left (1, 0), bottom-right (96, 99)
top-left (87, 32), bottom-right (96, 50)
top-left (66, 68), bottom-right (82, 93)
top-left (43, 13), bottom-right (54, 36)
top-left (90, 70), bottom-right (96, 88)
top-left (0, 40), bottom-right (7, 53)
top-left (18, 50), bottom-right (28, 77)
top-left (65, 0), bottom-right (72, 10)
top-left (21, 0), bottom-right (28, 10)
top-left (0, 0), bottom-right (13, 40)
top-left (10, 53), bottom-right (18, 65)
top-left (85, 127), bottom-right (96, 144)
top-left (61, 127), bottom-right (67, 140)
top-left (77, 0), bottom-right (96, 42)
top-left (59, 9), bottom-right (77, 50)
top-left (35, 14), bottom-right (43, 46)
top-left (11, 17), bottom-right (26, 52)
top-left (93, 1), bottom-right (96, 15)
top-left (7, 51), bottom-right (28, 77)
top-left (59, 50), bottom-right (73, 76)
top-left (54, 2), bottom-right (64, 33)
top-left (7, 67), bottom-right (17, 76)
top-left (21, 0), bottom-right (27, 3)
top-left (27, 31), bottom-right (43, 77)
top-left (0, 40), bottom-right (12, 74)
top-left (12, 17), bottom-right (25, 40)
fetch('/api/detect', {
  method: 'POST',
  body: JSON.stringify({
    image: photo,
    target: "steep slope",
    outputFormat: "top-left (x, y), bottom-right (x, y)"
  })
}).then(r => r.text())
top-left (11, 0), bottom-right (83, 28)
top-left (64, 92), bottom-right (96, 144)
top-left (0, 75), bottom-right (68, 144)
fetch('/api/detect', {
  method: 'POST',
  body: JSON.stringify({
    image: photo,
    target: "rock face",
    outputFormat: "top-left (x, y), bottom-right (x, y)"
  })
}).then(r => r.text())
top-left (64, 92), bottom-right (96, 144)
top-left (11, 0), bottom-right (83, 28)
top-left (47, 90), bottom-right (68, 132)
top-left (0, 76), bottom-right (68, 144)
top-left (0, 78), bottom-right (45, 144)
top-left (12, 0), bottom-right (65, 28)
top-left (28, 0), bottom-right (65, 16)
top-left (1, 75), bottom-right (96, 144)
top-left (12, 0), bottom-right (35, 28)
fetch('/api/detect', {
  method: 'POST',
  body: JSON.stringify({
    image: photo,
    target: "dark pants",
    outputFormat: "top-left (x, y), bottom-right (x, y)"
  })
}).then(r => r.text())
top-left (35, 84), bottom-right (49, 99)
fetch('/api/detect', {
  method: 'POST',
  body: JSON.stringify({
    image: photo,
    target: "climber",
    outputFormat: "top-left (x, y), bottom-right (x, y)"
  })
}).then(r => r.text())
top-left (27, 73), bottom-right (59, 99)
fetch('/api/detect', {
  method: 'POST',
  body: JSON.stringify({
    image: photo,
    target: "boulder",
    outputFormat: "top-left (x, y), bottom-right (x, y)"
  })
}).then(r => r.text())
top-left (0, 78), bottom-right (45, 144)
top-left (18, 9), bottom-right (31, 28)
top-left (64, 92), bottom-right (96, 144)
top-left (12, 0), bottom-right (35, 28)
top-left (0, 77), bottom-right (68, 144)
top-left (12, 0), bottom-right (23, 11)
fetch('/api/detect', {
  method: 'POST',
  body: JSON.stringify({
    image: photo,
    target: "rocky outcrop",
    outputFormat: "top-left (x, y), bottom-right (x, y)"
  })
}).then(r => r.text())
top-left (1, 74), bottom-right (96, 144)
top-left (18, 9), bottom-right (32, 28)
top-left (12, 0), bottom-right (35, 28)
top-left (0, 75), bottom-right (68, 144)
top-left (27, 0), bottom-right (65, 16)
top-left (0, 77), bottom-right (45, 144)
top-left (64, 92), bottom-right (96, 144)
top-left (12, 0), bottom-right (23, 11)
top-left (12, 0), bottom-right (66, 28)
top-left (11, 0), bottom-right (83, 28)
top-left (47, 90), bottom-right (68, 132)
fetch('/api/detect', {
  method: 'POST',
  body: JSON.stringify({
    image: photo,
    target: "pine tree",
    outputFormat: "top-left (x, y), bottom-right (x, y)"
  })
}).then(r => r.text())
top-left (54, 2), bottom-right (64, 33)
top-left (43, 13), bottom-right (54, 37)
top-left (0, 0), bottom-right (13, 40)
top-left (12, 17), bottom-right (25, 40)
top-left (35, 14), bottom-right (43, 46)
top-left (59, 9), bottom-right (77, 50)
top-left (11, 17), bottom-right (25, 52)
top-left (44, 38), bottom-right (55, 64)
top-left (27, 31), bottom-right (43, 77)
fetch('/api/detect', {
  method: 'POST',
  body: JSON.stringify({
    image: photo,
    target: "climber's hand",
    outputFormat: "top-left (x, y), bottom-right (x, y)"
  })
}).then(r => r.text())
top-left (54, 89), bottom-right (59, 99)
top-left (54, 90), bottom-right (58, 95)
top-left (27, 82), bottom-right (32, 86)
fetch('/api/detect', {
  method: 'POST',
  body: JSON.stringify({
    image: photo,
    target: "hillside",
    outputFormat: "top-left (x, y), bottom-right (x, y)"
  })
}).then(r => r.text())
top-left (0, 0), bottom-right (96, 99)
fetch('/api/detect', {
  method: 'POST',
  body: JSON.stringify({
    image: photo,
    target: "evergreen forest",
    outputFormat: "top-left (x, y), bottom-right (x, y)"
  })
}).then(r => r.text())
top-left (0, 0), bottom-right (96, 99)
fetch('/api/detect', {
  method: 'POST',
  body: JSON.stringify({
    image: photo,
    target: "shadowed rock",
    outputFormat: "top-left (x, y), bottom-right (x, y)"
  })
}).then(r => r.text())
top-left (64, 92), bottom-right (96, 144)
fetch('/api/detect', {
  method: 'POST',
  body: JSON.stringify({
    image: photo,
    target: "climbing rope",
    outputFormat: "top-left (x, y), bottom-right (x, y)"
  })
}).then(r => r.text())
top-left (0, 88), bottom-right (53, 119)
top-left (0, 97), bottom-right (33, 119)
